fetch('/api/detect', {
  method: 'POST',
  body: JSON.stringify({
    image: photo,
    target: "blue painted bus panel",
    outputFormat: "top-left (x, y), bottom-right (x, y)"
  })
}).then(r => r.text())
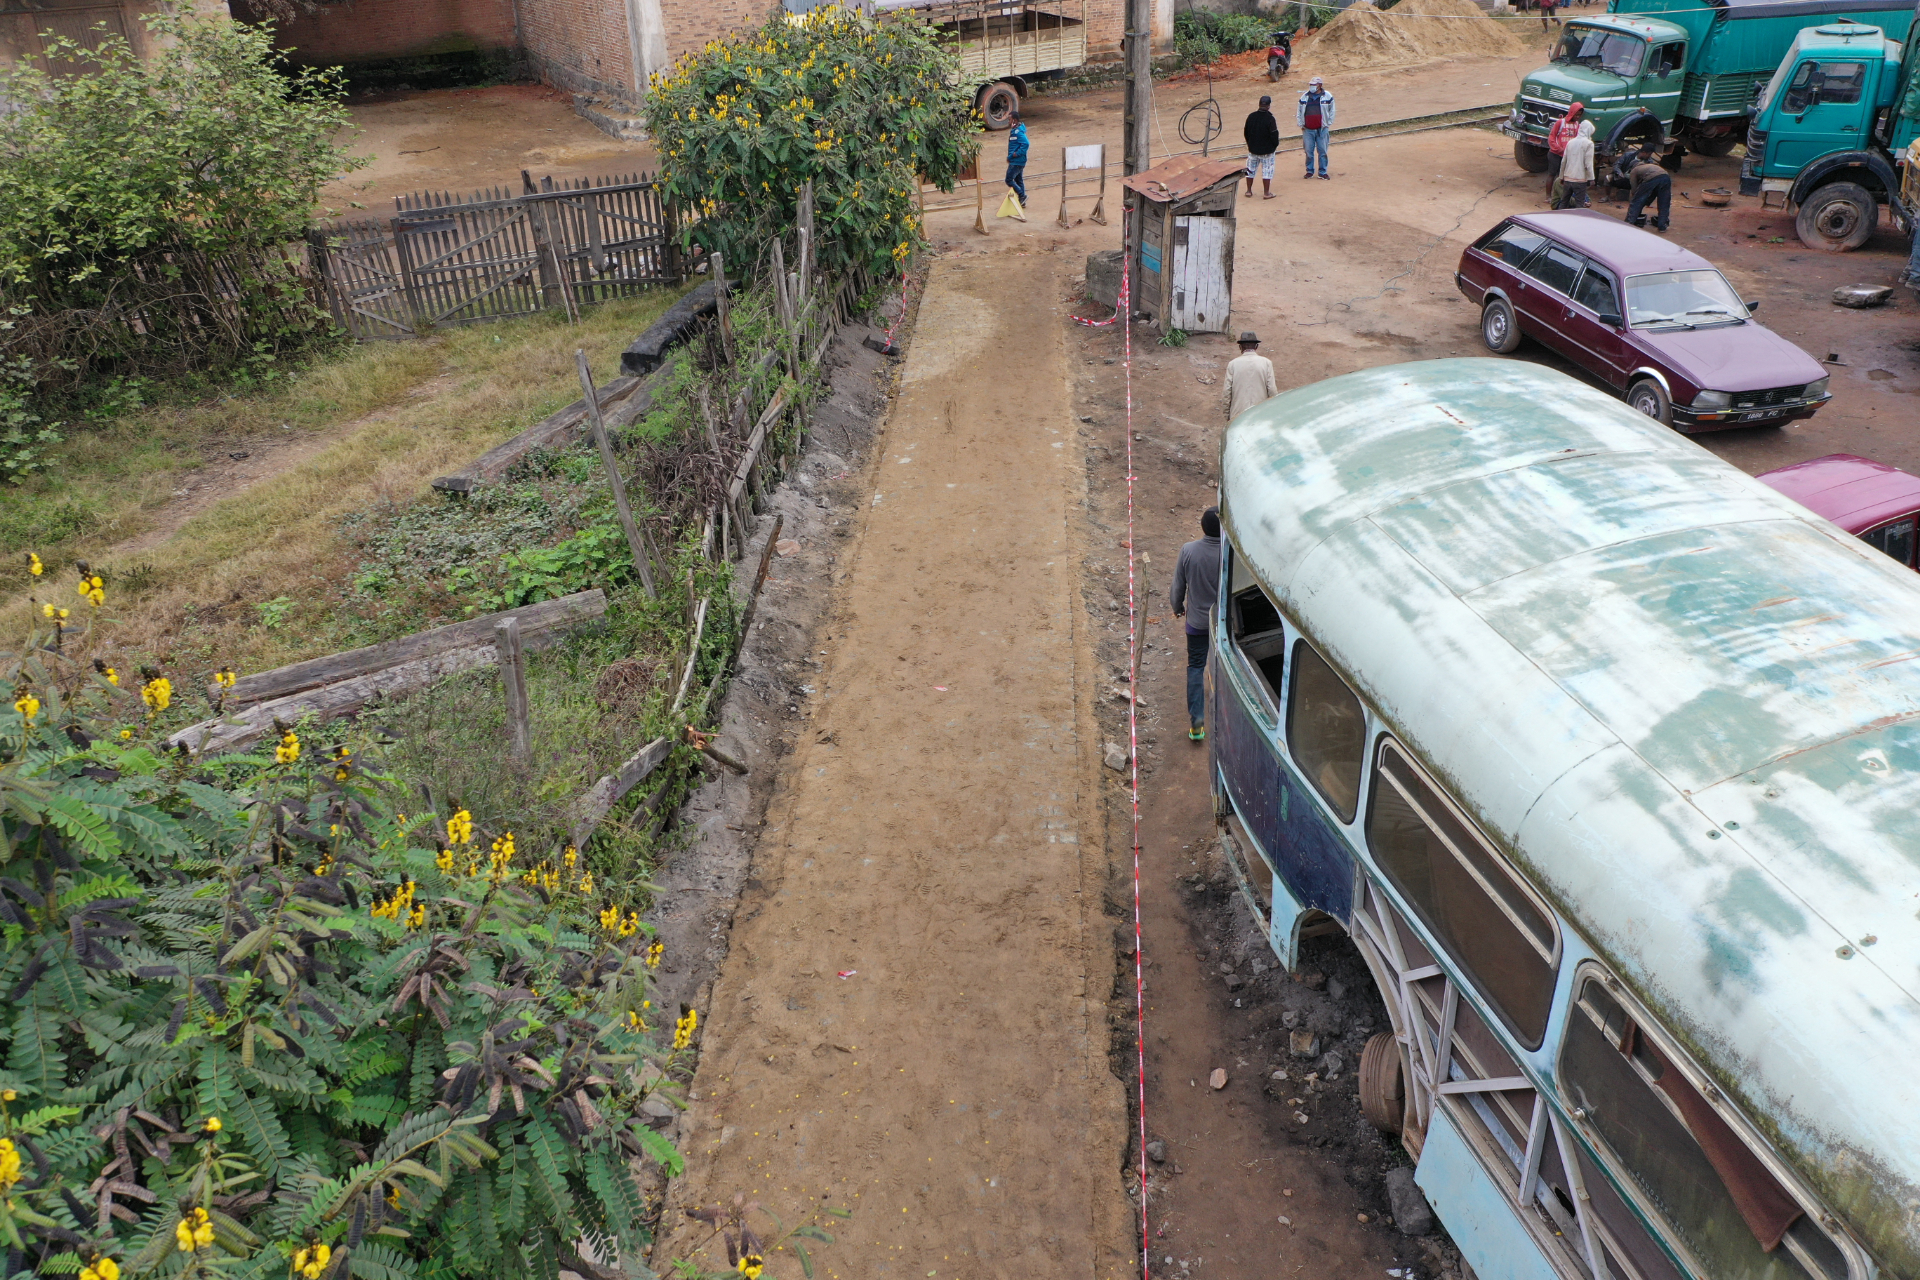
top-left (1415, 1107), bottom-right (1562, 1280)
top-left (1210, 649), bottom-right (1355, 923)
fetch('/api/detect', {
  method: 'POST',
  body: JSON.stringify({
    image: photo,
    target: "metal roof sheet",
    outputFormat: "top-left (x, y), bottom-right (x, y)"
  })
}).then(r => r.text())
top-left (1118, 154), bottom-right (1246, 203)
top-left (1222, 359), bottom-right (1920, 1274)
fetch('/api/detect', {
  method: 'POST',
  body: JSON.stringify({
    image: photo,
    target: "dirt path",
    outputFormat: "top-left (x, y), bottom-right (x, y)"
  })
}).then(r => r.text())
top-left (659, 253), bottom-right (1134, 1278)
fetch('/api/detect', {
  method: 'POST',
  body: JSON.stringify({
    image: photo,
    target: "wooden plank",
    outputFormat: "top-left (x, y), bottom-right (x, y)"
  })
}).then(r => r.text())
top-left (431, 374), bottom-right (649, 493)
top-left (726, 388), bottom-right (792, 505)
top-left (578, 350), bottom-right (658, 600)
top-left (496, 617), bottom-right (532, 761)
top-left (618, 279), bottom-right (733, 376)
top-left (211, 589), bottom-right (607, 706)
top-left (568, 734), bottom-right (673, 848)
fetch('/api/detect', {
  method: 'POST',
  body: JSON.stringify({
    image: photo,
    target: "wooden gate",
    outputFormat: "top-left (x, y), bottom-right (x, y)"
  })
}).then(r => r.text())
top-left (309, 173), bottom-right (679, 340)
top-left (1170, 215), bottom-right (1234, 334)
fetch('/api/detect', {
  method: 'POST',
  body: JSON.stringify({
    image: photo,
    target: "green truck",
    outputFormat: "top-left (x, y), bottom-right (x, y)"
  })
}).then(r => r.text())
top-left (1501, 0), bottom-right (1916, 171)
top-left (1739, 19), bottom-right (1920, 250)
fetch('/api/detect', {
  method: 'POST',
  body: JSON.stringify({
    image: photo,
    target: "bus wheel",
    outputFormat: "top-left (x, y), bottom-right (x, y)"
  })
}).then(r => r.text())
top-left (1513, 139), bottom-right (1548, 173)
top-left (1481, 297), bottom-right (1522, 354)
top-left (1358, 1033), bottom-right (1405, 1135)
top-left (1795, 182), bottom-right (1878, 252)
top-left (1628, 377), bottom-right (1672, 426)
top-left (976, 82), bottom-right (1020, 131)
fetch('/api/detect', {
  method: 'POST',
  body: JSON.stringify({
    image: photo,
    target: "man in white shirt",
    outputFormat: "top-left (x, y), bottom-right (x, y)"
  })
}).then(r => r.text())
top-left (1222, 331), bottom-right (1279, 423)
top-left (1557, 119), bottom-right (1595, 208)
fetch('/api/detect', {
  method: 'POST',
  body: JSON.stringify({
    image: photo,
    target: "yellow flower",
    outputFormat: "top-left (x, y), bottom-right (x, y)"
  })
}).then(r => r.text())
top-left (215, 667), bottom-right (237, 689)
top-left (203, 1116), bottom-right (222, 1133)
top-left (578, 871), bottom-right (594, 894)
top-left (13, 693), bottom-right (39, 723)
top-left (294, 1243), bottom-right (332, 1279)
top-left (26, 552), bottom-right (42, 577)
top-left (598, 904), bottom-right (621, 933)
top-left (490, 831), bottom-right (516, 873)
top-left (645, 940), bottom-right (664, 969)
top-left (739, 1254), bottom-right (765, 1280)
top-left (81, 1257), bottom-right (120, 1280)
top-left (446, 809), bottom-right (473, 846)
top-left (626, 1010), bottom-right (648, 1032)
top-left (103, 666), bottom-right (119, 686)
top-left (1, 1090), bottom-right (14, 1101)
top-left (673, 1006), bottom-right (699, 1051)
top-left (563, 845), bottom-right (578, 871)
top-left (436, 847), bottom-right (455, 873)
top-left (119, 728), bottom-right (132, 739)
top-left (333, 744), bottom-right (352, 781)
top-left (140, 677), bottom-right (171, 714)
top-left (274, 729), bottom-right (300, 764)
top-left (77, 574), bottom-right (105, 608)
top-left (176, 1207), bottom-right (212, 1252)
top-left (406, 903), bottom-right (426, 930)
top-left (0, 1138), bottom-right (20, 1191)
top-left (41, 603), bottom-right (68, 622)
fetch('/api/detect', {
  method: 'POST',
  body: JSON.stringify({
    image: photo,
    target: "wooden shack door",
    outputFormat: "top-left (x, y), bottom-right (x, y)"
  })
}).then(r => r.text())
top-left (1170, 216), bottom-right (1234, 333)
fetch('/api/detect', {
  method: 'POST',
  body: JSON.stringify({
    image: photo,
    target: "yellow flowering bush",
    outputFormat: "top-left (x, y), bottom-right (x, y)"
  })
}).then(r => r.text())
top-left (642, 4), bottom-right (976, 280)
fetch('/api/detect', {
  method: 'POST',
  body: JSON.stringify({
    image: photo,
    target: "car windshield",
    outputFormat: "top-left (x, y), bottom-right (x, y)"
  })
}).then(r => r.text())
top-left (1624, 270), bottom-right (1750, 328)
top-left (1553, 26), bottom-right (1646, 77)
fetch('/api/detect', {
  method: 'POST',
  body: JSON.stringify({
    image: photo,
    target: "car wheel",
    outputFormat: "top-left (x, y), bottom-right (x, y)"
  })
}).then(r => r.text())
top-left (1481, 297), bottom-right (1522, 354)
top-left (976, 82), bottom-right (1019, 131)
top-left (1692, 132), bottom-right (1740, 158)
top-left (1628, 378), bottom-right (1672, 425)
top-left (1795, 181), bottom-right (1878, 252)
top-left (1513, 139), bottom-right (1549, 174)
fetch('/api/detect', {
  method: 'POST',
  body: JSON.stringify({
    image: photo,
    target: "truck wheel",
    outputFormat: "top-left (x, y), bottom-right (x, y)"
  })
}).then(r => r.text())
top-left (1481, 297), bottom-right (1522, 354)
top-left (1628, 378), bottom-right (1672, 426)
top-left (1796, 182), bottom-right (1878, 252)
top-left (1513, 139), bottom-right (1549, 173)
top-left (976, 82), bottom-right (1020, 131)
top-left (1692, 133), bottom-right (1740, 158)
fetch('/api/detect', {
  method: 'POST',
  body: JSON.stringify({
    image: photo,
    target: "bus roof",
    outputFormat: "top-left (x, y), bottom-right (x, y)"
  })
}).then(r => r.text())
top-left (1222, 359), bottom-right (1920, 1275)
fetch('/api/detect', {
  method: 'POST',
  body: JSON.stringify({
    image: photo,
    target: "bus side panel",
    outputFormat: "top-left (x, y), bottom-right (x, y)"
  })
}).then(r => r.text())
top-left (1209, 653), bottom-right (1355, 926)
top-left (1415, 1107), bottom-right (1564, 1280)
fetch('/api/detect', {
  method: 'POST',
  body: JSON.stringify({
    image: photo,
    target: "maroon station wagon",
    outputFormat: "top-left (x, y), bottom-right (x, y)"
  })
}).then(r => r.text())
top-left (1455, 211), bottom-right (1831, 431)
top-left (1758, 453), bottom-right (1920, 569)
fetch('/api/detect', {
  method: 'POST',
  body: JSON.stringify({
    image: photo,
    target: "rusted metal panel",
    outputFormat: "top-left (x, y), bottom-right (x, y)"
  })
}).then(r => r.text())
top-left (1119, 154), bottom-right (1248, 204)
top-left (1221, 358), bottom-right (1920, 1276)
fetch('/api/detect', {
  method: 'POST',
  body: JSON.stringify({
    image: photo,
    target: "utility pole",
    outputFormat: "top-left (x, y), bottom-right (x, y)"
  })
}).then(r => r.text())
top-left (1123, 0), bottom-right (1153, 302)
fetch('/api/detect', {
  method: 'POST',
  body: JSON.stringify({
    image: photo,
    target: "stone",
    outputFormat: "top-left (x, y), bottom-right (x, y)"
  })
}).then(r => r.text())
top-left (1086, 249), bottom-right (1125, 309)
top-left (1385, 1167), bottom-right (1437, 1236)
top-left (1833, 284), bottom-right (1893, 309)
top-left (639, 1096), bottom-right (676, 1119)
top-left (1116, 926), bottom-right (1138, 956)
top-left (774, 539), bottom-right (801, 556)
top-left (1146, 1139), bottom-right (1167, 1163)
top-left (1208, 1068), bottom-right (1228, 1089)
top-left (1299, 970), bottom-right (1327, 990)
top-left (1289, 1030), bottom-right (1320, 1058)
top-left (1327, 976), bottom-right (1347, 1001)
top-left (1319, 1049), bottom-right (1347, 1077)
top-left (1103, 742), bottom-right (1129, 772)
top-left (1281, 1010), bottom-right (1300, 1029)
top-left (1224, 973), bottom-right (1245, 992)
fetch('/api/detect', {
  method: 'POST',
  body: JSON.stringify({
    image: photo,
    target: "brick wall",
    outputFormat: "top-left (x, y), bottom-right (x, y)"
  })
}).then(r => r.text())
top-left (516, 0), bottom-right (636, 96)
top-left (654, 0), bottom-right (762, 62)
top-left (268, 0), bottom-right (517, 64)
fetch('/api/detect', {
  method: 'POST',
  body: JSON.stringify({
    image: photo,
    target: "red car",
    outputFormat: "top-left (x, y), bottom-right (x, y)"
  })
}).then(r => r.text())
top-left (1757, 453), bottom-right (1920, 569)
top-left (1455, 210), bottom-right (1831, 432)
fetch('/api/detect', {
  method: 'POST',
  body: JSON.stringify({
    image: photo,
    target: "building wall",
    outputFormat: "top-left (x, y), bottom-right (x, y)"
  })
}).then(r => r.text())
top-left (516, 0), bottom-right (638, 97)
top-left (264, 0), bottom-right (516, 66)
top-left (0, 0), bottom-right (167, 74)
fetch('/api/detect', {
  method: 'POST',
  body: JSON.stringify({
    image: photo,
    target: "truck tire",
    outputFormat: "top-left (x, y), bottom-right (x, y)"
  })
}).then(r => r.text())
top-left (1795, 181), bottom-right (1878, 252)
top-left (1692, 133), bottom-right (1740, 158)
top-left (1514, 139), bottom-right (1549, 173)
top-left (976, 82), bottom-right (1020, 131)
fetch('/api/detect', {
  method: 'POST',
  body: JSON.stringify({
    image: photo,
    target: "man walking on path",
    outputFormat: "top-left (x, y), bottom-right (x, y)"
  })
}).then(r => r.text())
top-left (1558, 119), bottom-right (1595, 207)
top-left (1298, 77), bottom-right (1334, 179)
top-left (1005, 109), bottom-right (1030, 220)
top-left (1222, 331), bottom-right (1279, 424)
top-left (1170, 507), bottom-right (1223, 742)
top-left (1546, 102), bottom-right (1582, 201)
top-left (1624, 147), bottom-right (1673, 231)
top-left (1540, 0), bottom-right (1561, 30)
top-left (1244, 94), bottom-right (1281, 199)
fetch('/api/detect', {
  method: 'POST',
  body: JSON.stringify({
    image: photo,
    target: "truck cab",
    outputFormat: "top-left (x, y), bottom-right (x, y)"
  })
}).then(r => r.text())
top-left (1743, 22), bottom-right (1914, 249)
top-left (1507, 15), bottom-right (1687, 169)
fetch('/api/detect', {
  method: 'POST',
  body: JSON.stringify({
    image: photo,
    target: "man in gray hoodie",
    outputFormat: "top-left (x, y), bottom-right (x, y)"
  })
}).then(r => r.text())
top-left (1298, 77), bottom-right (1335, 179)
top-left (1169, 507), bottom-right (1223, 741)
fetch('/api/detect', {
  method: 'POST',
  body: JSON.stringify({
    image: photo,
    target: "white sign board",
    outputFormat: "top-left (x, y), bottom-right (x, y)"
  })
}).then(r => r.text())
top-left (1064, 144), bottom-right (1106, 172)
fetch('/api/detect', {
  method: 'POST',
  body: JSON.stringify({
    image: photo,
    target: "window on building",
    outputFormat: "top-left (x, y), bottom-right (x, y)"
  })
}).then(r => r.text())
top-left (1366, 744), bottom-right (1558, 1046)
top-left (1286, 642), bottom-right (1365, 821)
top-left (1560, 976), bottom-right (1847, 1280)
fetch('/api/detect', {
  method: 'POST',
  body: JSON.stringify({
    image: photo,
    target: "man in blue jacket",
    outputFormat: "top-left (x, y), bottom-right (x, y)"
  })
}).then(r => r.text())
top-left (1005, 110), bottom-right (1030, 220)
top-left (1298, 78), bottom-right (1334, 180)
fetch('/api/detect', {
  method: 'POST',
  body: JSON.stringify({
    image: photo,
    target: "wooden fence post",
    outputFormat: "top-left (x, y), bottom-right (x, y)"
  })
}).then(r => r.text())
top-left (576, 349), bottom-right (658, 600)
top-left (390, 217), bottom-right (427, 331)
top-left (712, 252), bottom-right (735, 362)
top-left (495, 616), bottom-right (532, 762)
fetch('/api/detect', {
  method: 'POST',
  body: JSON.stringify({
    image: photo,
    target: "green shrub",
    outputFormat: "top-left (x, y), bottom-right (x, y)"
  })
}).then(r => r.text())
top-left (641, 6), bottom-right (978, 280)
top-left (0, 611), bottom-right (686, 1280)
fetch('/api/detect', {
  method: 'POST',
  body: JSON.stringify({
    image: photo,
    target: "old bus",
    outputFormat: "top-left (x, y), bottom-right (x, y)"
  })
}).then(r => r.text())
top-left (1207, 359), bottom-right (1920, 1280)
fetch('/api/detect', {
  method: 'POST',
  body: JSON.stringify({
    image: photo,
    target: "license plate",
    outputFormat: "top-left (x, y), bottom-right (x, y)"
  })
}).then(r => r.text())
top-left (1740, 411), bottom-right (1772, 421)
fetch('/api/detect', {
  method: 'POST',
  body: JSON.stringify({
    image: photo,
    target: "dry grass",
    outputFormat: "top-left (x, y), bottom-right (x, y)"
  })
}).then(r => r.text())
top-left (2, 290), bottom-right (686, 676)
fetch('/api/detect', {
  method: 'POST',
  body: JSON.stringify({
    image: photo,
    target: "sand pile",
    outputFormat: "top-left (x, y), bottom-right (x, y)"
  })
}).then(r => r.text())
top-left (1299, 0), bottom-right (1524, 75)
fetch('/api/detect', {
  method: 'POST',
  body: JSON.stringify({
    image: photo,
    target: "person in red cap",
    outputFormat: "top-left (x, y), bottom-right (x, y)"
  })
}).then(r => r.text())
top-left (1546, 102), bottom-right (1584, 201)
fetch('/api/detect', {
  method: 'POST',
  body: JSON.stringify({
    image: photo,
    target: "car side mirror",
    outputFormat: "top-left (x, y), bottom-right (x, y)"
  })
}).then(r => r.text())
top-left (1744, 299), bottom-right (1759, 312)
top-left (1598, 312), bottom-right (1624, 327)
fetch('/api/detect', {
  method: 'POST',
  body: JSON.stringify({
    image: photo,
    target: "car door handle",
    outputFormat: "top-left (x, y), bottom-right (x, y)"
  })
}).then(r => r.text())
top-left (1842, 125), bottom-right (1858, 132)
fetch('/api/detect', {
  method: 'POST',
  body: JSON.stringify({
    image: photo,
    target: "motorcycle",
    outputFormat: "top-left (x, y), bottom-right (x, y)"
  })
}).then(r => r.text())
top-left (1266, 31), bottom-right (1292, 80)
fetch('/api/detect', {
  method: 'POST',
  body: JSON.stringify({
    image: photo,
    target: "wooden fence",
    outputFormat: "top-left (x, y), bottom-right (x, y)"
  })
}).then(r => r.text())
top-left (308, 172), bottom-right (680, 340)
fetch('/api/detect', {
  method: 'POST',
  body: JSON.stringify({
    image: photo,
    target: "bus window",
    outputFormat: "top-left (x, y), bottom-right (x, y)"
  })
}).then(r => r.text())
top-left (1286, 642), bottom-right (1365, 821)
top-left (1230, 577), bottom-right (1286, 709)
top-left (1367, 745), bottom-right (1557, 1047)
top-left (1560, 977), bottom-right (1846, 1280)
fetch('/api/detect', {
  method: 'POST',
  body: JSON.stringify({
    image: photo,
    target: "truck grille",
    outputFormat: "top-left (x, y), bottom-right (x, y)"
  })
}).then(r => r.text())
top-left (1732, 384), bottom-right (1806, 408)
top-left (1515, 97), bottom-right (1563, 137)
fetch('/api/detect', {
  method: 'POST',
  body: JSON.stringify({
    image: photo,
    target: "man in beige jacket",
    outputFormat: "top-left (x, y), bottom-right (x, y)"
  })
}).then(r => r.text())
top-left (1222, 331), bottom-right (1279, 423)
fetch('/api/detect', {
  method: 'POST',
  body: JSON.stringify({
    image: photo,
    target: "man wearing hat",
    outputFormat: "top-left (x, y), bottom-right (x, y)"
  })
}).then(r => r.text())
top-left (1298, 76), bottom-right (1335, 179)
top-left (1243, 94), bottom-right (1281, 199)
top-left (1222, 331), bottom-right (1279, 424)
